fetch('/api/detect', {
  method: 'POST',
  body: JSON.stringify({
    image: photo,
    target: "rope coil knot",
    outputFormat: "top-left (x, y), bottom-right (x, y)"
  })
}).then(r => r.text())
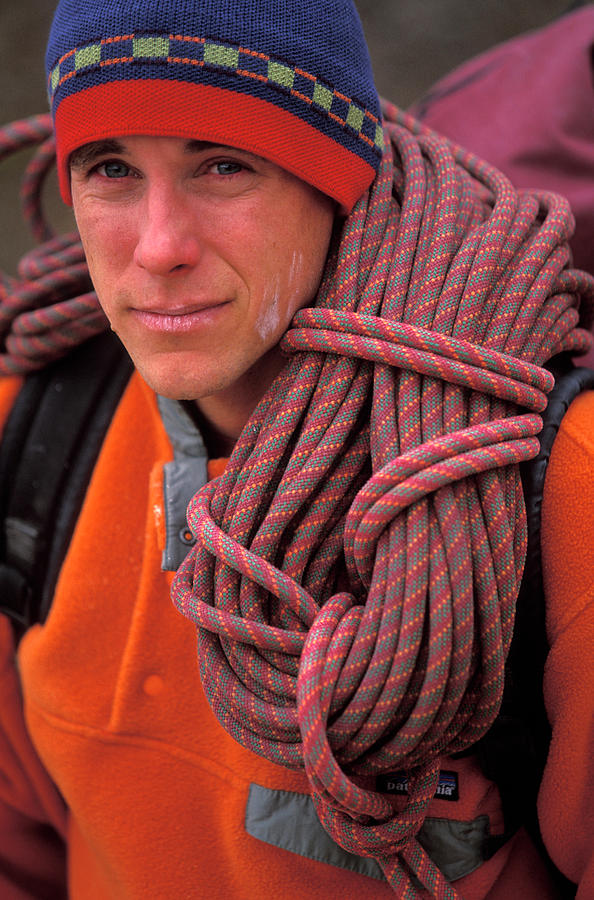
top-left (296, 590), bottom-right (440, 852)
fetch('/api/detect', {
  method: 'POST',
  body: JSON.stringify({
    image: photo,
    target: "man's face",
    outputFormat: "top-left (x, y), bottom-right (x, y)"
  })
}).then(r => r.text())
top-left (70, 135), bottom-right (335, 433)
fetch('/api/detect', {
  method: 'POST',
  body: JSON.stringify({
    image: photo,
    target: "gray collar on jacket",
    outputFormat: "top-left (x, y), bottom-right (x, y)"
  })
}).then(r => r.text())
top-left (157, 395), bottom-right (208, 571)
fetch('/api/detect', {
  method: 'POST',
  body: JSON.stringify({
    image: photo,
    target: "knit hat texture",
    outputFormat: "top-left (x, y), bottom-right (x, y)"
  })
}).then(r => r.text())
top-left (46, 0), bottom-right (383, 211)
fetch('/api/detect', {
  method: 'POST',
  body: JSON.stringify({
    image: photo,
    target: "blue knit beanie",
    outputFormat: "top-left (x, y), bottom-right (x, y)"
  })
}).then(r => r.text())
top-left (45, 0), bottom-right (383, 211)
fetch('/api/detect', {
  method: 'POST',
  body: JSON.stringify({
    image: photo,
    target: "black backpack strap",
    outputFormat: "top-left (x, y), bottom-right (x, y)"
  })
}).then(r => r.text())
top-left (521, 364), bottom-right (594, 609)
top-left (475, 362), bottom-right (594, 894)
top-left (0, 331), bottom-right (133, 635)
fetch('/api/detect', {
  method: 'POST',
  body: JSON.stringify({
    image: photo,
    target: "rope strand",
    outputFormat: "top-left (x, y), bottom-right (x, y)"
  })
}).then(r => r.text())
top-left (0, 113), bottom-right (106, 374)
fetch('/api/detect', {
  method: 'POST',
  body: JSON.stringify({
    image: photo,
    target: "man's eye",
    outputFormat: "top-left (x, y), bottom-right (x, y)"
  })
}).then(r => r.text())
top-left (212, 161), bottom-right (244, 176)
top-left (97, 160), bottom-right (130, 178)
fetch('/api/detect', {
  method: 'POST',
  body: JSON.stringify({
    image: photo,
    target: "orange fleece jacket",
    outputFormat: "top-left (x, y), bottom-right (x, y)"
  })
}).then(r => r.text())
top-left (0, 370), bottom-right (589, 899)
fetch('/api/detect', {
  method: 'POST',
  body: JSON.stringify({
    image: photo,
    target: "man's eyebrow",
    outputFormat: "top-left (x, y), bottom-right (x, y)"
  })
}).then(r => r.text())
top-left (69, 139), bottom-right (126, 170)
top-left (183, 139), bottom-right (254, 157)
top-left (184, 139), bottom-right (218, 154)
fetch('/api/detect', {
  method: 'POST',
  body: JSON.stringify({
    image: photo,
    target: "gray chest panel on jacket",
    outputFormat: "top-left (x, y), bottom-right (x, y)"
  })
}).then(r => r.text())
top-left (246, 783), bottom-right (490, 883)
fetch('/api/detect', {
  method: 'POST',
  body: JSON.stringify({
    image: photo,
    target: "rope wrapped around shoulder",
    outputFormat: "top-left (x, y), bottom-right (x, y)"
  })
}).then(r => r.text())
top-left (171, 104), bottom-right (594, 899)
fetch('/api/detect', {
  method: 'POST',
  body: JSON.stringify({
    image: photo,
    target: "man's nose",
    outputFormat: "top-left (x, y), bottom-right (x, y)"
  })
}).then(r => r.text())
top-left (133, 182), bottom-right (202, 275)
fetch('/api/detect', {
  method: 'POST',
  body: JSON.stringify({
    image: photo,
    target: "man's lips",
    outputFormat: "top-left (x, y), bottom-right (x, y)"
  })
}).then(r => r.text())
top-left (130, 301), bottom-right (230, 333)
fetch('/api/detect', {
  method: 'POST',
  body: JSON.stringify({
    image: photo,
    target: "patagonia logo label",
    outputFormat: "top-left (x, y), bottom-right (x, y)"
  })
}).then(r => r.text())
top-left (377, 770), bottom-right (459, 802)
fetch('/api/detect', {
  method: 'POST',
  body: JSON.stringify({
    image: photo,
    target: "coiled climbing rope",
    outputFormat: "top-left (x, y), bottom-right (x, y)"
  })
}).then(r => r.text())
top-left (0, 106), bottom-right (593, 898)
top-left (171, 105), bottom-right (594, 898)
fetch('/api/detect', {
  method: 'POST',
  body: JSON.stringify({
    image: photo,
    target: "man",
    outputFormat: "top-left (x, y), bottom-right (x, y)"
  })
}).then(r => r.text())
top-left (0, 0), bottom-right (592, 898)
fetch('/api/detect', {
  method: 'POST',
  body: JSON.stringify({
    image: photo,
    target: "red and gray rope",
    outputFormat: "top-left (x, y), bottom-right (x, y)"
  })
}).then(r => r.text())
top-left (0, 113), bottom-right (106, 374)
top-left (1, 108), bottom-right (593, 897)
top-left (171, 106), bottom-right (594, 898)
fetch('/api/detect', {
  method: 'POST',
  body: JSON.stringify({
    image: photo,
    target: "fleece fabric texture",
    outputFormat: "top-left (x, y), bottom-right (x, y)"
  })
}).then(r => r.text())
top-left (540, 389), bottom-right (594, 895)
top-left (0, 369), bottom-right (589, 898)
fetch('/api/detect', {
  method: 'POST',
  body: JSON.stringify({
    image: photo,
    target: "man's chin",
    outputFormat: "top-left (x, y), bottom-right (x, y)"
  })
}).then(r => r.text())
top-left (129, 355), bottom-right (206, 402)
top-left (133, 354), bottom-right (247, 406)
